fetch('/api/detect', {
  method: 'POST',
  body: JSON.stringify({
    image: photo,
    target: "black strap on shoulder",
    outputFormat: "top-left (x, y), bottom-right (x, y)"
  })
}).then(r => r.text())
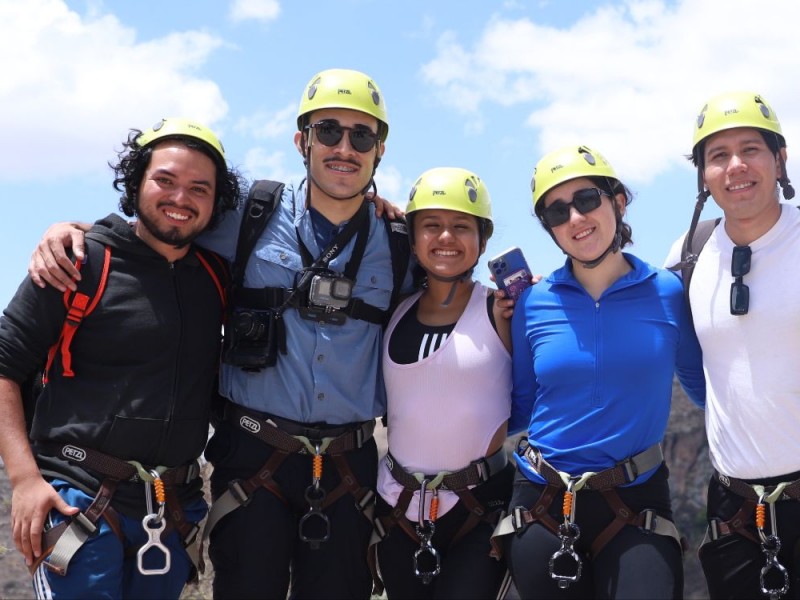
top-left (231, 180), bottom-right (285, 288)
top-left (383, 215), bottom-right (410, 314)
top-left (667, 217), bottom-right (720, 323)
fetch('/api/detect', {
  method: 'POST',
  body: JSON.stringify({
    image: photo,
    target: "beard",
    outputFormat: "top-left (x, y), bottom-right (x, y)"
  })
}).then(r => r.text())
top-left (136, 201), bottom-right (207, 249)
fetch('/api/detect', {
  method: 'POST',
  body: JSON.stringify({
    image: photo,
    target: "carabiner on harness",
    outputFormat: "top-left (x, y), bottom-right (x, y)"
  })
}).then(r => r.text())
top-left (413, 479), bottom-right (441, 585)
top-left (755, 490), bottom-right (789, 599)
top-left (299, 443), bottom-right (331, 549)
top-left (549, 479), bottom-right (582, 589)
top-left (137, 470), bottom-right (171, 575)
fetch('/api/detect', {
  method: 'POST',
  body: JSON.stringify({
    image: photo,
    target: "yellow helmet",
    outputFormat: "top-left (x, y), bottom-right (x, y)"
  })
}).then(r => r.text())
top-left (693, 91), bottom-right (784, 153)
top-left (531, 145), bottom-right (617, 208)
top-left (297, 69), bottom-right (389, 141)
top-left (136, 118), bottom-right (225, 163)
top-left (407, 167), bottom-right (492, 235)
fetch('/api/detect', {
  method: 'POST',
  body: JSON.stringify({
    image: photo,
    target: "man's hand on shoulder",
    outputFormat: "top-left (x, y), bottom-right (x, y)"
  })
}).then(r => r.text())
top-left (29, 222), bottom-right (91, 292)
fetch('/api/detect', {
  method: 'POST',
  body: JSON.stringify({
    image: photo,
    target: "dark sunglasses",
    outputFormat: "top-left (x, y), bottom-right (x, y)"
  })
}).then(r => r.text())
top-left (541, 187), bottom-right (610, 228)
top-left (730, 245), bottom-right (751, 315)
top-left (306, 120), bottom-right (380, 153)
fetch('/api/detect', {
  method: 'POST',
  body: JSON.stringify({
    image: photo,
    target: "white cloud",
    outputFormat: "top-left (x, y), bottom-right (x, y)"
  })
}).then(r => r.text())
top-left (235, 102), bottom-right (296, 140)
top-left (375, 165), bottom-right (406, 204)
top-left (0, 0), bottom-right (228, 180)
top-left (421, 0), bottom-right (800, 185)
top-left (229, 0), bottom-right (280, 23)
top-left (242, 147), bottom-right (303, 183)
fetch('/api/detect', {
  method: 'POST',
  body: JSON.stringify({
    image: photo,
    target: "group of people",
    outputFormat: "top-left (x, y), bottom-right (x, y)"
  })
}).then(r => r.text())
top-left (0, 65), bottom-right (797, 600)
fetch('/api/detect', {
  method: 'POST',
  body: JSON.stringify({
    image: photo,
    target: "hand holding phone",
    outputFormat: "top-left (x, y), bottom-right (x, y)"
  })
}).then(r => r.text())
top-left (488, 247), bottom-right (532, 301)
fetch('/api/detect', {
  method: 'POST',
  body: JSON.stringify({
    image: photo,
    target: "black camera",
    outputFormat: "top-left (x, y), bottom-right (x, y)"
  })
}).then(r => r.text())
top-left (222, 309), bottom-right (284, 371)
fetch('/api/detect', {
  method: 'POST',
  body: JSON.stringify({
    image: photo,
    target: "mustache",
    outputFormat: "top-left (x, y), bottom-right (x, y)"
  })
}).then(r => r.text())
top-left (322, 156), bottom-right (360, 168)
top-left (157, 200), bottom-right (199, 217)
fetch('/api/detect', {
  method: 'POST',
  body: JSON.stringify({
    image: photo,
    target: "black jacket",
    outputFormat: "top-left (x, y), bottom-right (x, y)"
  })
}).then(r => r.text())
top-left (0, 214), bottom-right (226, 515)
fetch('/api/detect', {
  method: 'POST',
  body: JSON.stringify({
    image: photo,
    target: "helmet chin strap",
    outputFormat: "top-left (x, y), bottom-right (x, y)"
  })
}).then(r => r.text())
top-left (571, 229), bottom-right (622, 269)
top-left (778, 154), bottom-right (796, 200)
top-left (427, 269), bottom-right (475, 306)
top-left (544, 208), bottom-right (624, 270)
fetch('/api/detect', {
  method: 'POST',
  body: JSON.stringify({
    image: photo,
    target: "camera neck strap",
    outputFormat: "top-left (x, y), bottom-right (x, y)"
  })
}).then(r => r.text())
top-left (297, 200), bottom-right (370, 280)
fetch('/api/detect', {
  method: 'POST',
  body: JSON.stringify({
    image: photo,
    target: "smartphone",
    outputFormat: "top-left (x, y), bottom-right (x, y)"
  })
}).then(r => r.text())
top-left (488, 247), bottom-right (533, 301)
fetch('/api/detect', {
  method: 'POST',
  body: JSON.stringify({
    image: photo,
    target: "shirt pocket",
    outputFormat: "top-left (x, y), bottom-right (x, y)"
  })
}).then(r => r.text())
top-left (352, 262), bottom-right (393, 311)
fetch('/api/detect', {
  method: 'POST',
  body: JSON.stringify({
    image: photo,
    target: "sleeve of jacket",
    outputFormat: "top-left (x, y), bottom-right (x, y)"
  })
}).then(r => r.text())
top-left (0, 275), bottom-right (68, 383)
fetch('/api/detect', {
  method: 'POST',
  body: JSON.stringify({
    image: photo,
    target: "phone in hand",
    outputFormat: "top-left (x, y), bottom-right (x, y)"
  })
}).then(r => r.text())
top-left (488, 247), bottom-right (532, 301)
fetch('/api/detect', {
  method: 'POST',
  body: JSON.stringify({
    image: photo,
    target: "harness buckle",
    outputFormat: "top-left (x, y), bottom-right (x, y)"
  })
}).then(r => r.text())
top-left (72, 511), bottom-right (98, 537)
top-left (621, 457), bottom-right (639, 483)
top-left (228, 479), bottom-right (251, 506)
top-left (640, 509), bottom-right (657, 535)
top-left (511, 506), bottom-right (527, 532)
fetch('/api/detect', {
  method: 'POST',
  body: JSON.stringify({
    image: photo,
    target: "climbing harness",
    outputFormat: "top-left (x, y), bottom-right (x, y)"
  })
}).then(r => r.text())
top-left (413, 479), bottom-right (441, 585)
top-left (203, 403), bottom-right (376, 548)
top-left (31, 442), bottom-right (201, 577)
top-left (137, 470), bottom-right (171, 576)
top-left (754, 485), bottom-right (790, 599)
top-left (491, 439), bottom-right (682, 589)
top-left (707, 471), bottom-right (800, 599)
top-left (368, 448), bottom-right (508, 594)
top-left (548, 475), bottom-right (592, 588)
top-left (298, 443), bottom-right (331, 549)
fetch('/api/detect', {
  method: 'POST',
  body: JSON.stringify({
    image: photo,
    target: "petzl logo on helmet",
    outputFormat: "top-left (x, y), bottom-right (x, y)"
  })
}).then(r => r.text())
top-left (62, 445), bottom-right (87, 462)
top-left (337, 88), bottom-right (352, 96)
top-left (239, 416), bottom-right (261, 434)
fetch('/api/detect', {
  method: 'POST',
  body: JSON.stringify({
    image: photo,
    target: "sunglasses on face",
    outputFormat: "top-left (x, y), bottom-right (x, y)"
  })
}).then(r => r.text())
top-left (306, 120), bottom-right (380, 153)
top-left (541, 187), bottom-right (610, 228)
top-left (730, 245), bottom-right (751, 315)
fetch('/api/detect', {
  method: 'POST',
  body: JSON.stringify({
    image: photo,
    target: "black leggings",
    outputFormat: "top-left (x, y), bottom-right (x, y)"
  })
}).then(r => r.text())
top-left (506, 465), bottom-right (683, 599)
top-left (376, 462), bottom-right (514, 599)
top-left (699, 471), bottom-right (800, 599)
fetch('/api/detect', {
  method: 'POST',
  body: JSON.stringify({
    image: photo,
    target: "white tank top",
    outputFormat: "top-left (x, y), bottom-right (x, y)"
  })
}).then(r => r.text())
top-left (376, 282), bottom-right (511, 520)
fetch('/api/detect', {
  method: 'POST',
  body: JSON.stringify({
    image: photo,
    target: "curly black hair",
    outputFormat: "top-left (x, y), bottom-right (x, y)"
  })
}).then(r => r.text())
top-left (111, 129), bottom-right (244, 230)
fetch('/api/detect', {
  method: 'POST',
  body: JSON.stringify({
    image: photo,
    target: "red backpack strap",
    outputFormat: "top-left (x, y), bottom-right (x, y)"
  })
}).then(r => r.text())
top-left (195, 248), bottom-right (229, 312)
top-left (43, 245), bottom-right (112, 383)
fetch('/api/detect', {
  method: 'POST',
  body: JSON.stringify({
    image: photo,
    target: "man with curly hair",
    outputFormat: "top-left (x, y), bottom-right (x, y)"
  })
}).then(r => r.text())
top-left (0, 118), bottom-right (242, 598)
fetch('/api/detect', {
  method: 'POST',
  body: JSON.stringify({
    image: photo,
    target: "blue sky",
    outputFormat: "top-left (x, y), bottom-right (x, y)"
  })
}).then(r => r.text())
top-left (2, 0), bottom-right (799, 309)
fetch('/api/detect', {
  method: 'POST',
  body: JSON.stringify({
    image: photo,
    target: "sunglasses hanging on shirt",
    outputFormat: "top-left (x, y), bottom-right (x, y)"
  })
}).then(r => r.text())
top-left (730, 245), bottom-right (751, 315)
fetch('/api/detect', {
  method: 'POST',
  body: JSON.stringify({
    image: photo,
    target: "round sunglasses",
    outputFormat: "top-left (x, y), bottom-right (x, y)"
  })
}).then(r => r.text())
top-left (306, 120), bottom-right (380, 153)
top-left (541, 187), bottom-right (610, 228)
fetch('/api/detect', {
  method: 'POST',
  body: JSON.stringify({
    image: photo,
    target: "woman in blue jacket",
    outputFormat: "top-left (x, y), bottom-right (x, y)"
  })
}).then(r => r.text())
top-left (497, 145), bottom-right (705, 599)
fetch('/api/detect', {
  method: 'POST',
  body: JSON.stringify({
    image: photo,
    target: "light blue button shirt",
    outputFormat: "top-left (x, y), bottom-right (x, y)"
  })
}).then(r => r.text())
top-left (198, 182), bottom-right (396, 424)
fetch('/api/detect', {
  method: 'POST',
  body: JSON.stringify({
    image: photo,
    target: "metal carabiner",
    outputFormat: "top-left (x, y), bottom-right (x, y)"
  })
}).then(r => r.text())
top-left (137, 514), bottom-right (171, 575)
top-left (549, 522), bottom-right (582, 589)
top-left (413, 525), bottom-right (441, 585)
top-left (298, 484), bottom-right (330, 549)
top-left (759, 535), bottom-right (789, 599)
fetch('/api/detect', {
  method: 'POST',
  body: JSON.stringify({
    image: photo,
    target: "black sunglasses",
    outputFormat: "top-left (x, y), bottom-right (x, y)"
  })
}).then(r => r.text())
top-left (541, 188), bottom-right (610, 228)
top-left (730, 245), bottom-right (751, 315)
top-left (306, 120), bottom-right (380, 153)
